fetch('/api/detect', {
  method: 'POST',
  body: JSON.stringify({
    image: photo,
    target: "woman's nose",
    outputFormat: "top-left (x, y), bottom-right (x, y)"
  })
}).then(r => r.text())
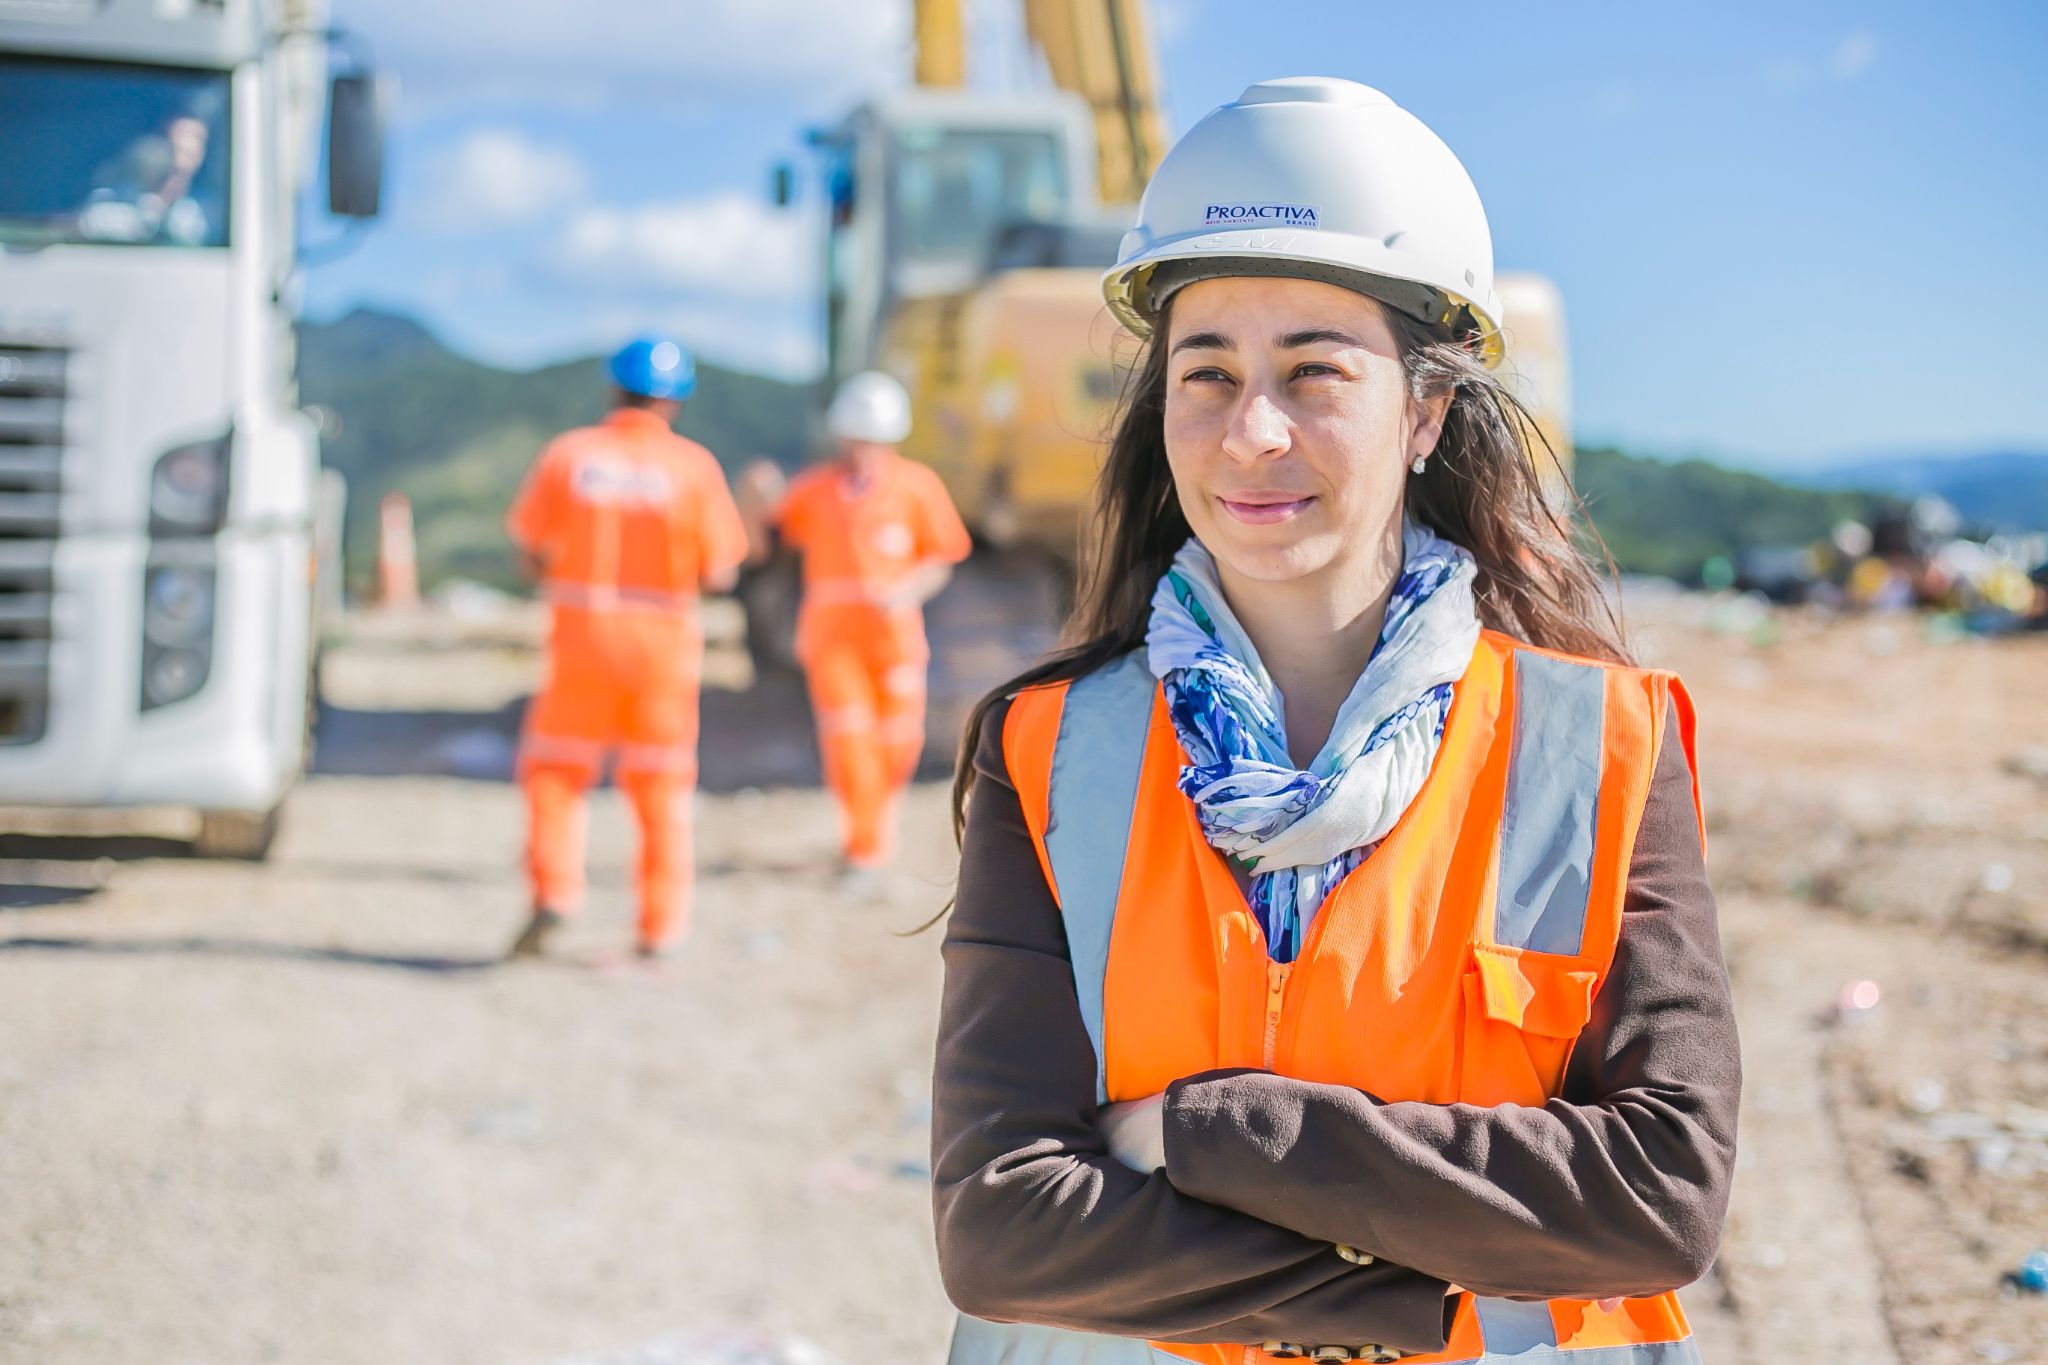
top-left (1221, 391), bottom-right (1289, 462)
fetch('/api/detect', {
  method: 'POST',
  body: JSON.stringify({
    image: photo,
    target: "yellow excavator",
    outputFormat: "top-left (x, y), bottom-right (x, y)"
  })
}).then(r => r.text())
top-left (749, 0), bottom-right (1572, 664)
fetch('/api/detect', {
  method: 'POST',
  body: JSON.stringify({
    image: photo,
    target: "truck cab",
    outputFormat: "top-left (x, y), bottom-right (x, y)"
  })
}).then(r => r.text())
top-left (0, 0), bottom-right (381, 855)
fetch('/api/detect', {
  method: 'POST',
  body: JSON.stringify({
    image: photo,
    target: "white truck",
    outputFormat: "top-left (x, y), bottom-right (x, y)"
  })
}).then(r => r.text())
top-left (0, 0), bottom-right (384, 857)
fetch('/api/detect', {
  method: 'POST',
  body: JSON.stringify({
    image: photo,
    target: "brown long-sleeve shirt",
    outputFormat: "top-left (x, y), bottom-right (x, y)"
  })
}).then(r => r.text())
top-left (931, 693), bottom-right (1740, 1356)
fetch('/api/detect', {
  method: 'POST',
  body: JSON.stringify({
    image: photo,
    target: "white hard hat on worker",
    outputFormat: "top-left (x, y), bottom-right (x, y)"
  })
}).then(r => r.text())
top-left (827, 371), bottom-right (913, 446)
top-left (1102, 76), bottom-right (1504, 367)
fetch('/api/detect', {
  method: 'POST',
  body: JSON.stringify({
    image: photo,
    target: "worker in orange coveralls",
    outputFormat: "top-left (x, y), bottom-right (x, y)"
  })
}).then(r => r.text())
top-left (505, 335), bottom-right (747, 959)
top-left (768, 371), bottom-right (972, 892)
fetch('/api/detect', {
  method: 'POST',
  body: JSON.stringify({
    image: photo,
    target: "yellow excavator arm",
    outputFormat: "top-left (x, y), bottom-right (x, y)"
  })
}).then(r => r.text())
top-left (913, 0), bottom-right (1166, 203)
top-left (912, 0), bottom-right (967, 88)
top-left (1021, 0), bottom-right (1166, 204)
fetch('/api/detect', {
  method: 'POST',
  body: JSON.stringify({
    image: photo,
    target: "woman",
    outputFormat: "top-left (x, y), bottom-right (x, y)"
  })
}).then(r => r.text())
top-left (931, 77), bottom-right (1738, 1365)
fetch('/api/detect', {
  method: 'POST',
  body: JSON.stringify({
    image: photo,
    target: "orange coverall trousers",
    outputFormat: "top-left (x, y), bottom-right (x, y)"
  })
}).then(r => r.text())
top-left (520, 603), bottom-right (701, 946)
top-left (800, 604), bottom-right (927, 869)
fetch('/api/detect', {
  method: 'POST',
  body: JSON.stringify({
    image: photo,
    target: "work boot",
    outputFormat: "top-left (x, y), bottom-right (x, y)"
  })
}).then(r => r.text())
top-left (633, 937), bottom-right (678, 963)
top-left (506, 906), bottom-right (565, 959)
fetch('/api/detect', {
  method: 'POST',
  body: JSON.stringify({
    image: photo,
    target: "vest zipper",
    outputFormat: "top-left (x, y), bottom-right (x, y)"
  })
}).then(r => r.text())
top-left (1246, 963), bottom-right (1291, 1365)
top-left (1261, 959), bottom-right (1289, 1069)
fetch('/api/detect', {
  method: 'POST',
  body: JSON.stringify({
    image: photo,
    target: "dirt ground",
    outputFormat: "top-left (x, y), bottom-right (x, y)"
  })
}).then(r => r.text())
top-left (1, 573), bottom-right (2044, 1364)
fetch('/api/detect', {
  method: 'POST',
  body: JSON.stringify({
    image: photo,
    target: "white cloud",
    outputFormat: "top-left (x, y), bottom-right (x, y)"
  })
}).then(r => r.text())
top-left (1765, 30), bottom-right (1878, 89)
top-left (1830, 30), bottom-right (1878, 81)
top-left (416, 128), bottom-right (589, 232)
top-left (1151, 0), bottom-right (1193, 44)
top-left (551, 192), bottom-right (815, 303)
top-left (333, 0), bottom-right (909, 108)
top-left (451, 191), bottom-right (828, 377)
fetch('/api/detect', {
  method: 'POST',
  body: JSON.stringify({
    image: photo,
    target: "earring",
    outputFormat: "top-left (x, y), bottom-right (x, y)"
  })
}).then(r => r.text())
top-left (1410, 455), bottom-right (1427, 475)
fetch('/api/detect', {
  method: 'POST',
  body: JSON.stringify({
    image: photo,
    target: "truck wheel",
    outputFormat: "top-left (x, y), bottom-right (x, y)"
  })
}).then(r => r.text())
top-left (195, 804), bottom-right (284, 861)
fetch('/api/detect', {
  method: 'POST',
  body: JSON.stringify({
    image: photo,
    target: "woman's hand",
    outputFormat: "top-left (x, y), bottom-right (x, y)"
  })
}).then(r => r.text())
top-left (1099, 1094), bottom-right (1169, 1173)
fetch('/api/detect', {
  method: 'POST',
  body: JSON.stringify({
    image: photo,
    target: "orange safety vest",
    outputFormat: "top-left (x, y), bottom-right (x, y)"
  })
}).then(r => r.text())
top-left (950, 631), bottom-right (1703, 1365)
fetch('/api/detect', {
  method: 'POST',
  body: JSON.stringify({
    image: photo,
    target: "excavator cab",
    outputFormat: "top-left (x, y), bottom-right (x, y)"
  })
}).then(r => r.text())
top-left (812, 88), bottom-right (1097, 392)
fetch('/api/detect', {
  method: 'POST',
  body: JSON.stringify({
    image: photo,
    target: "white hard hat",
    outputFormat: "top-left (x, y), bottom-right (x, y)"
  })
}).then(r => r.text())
top-left (826, 370), bottom-right (912, 444)
top-left (1102, 76), bottom-right (1505, 366)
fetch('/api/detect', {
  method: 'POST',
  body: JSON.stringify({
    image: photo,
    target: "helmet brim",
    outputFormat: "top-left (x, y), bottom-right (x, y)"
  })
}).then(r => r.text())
top-left (1104, 231), bottom-right (1505, 368)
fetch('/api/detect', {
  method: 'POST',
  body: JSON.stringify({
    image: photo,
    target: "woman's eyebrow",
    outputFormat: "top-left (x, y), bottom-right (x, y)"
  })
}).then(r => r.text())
top-left (1169, 331), bottom-right (1233, 355)
top-left (1277, 327), bottom-right (1366, 349)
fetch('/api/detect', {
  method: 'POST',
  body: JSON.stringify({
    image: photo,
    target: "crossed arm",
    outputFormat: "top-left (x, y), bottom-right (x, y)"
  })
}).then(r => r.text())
top-left (931, 699), bottom-right (1740, 1352)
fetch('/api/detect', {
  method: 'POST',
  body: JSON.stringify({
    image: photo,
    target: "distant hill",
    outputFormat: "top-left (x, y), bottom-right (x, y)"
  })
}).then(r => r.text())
top-left (298, 309), bottom-right (812, 591)
top-left (1799, 451), bottom-right (2048, 532)
top-left (298, 307), bottom-right (1938, 593)
top-left (1573, 446), bottom-right (1897, 582)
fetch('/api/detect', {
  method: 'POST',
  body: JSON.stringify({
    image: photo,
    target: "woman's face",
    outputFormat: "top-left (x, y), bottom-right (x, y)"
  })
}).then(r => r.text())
top-left (1161, 276), bottom-right (1444, 591)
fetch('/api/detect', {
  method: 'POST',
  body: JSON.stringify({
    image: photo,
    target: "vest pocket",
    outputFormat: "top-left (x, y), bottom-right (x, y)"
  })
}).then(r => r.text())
top-left (1460, 942), bottom-right (1600, 1105)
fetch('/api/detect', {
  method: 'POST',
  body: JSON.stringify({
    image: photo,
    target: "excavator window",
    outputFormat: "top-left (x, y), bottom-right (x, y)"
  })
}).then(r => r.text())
top-left (891, 125), bottom-right (1067, 267)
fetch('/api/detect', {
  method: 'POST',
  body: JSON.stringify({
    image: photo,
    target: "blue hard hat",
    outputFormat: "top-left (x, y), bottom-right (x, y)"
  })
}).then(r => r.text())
top-left (608, 334), bottom-right (696, 400)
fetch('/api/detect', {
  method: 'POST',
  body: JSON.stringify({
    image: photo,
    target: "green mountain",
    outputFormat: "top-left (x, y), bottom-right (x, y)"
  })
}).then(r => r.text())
top-left (1802, 451), bottom-right (2048, 532)
top-left (299, 308), bottom-right (1905, 593)
top-left (1573, 446), bottom-right (1897, 582)
top-left (298, 309), bottom-right (813, 592)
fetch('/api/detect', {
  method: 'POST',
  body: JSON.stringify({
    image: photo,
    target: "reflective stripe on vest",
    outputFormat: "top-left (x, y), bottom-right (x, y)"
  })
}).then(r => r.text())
top-left (1495, 652), bottom-right (1605, 954)
top-left (1045, 647), bottom-right (1618, 1075)
top-left (1043, 650), bottom-right (1155, 1106)
top-left (950, 1320), bottom-right (1700, 1365)
top-left (951, 642), bottom-right (1696, 1365)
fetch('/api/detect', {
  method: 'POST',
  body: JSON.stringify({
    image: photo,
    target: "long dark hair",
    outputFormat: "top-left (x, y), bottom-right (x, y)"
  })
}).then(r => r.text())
top-left (949, 292), bottom-right (1628, 842)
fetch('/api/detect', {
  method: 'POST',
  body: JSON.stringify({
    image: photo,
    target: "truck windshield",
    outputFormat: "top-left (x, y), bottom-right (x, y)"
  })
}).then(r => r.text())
top-left (892, 125), bottom-right (1066, 269)
top-left (0, 55), bottom-right (231, 249)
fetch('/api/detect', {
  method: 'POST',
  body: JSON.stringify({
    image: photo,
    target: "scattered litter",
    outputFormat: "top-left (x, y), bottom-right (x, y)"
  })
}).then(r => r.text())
top-left (1899, 1077), bottom-right (1947, 1116)
top-left (1921, 612), bottom-right (1970, 646)
top-left (1975, 1341), bottom-right (2016, 1364)
top-left (1706, 592), bottom-right (1770, 638)
top-left (1979, 863), bottom-right (2016, 895)
top-left (1971, 1137), bottom-right (2018, 1175)
top-left (2013, 1249), bottom-right (2048, 1295)
top-left (1829, 979), bottom-right (1882, 1023)
top-left (738, 930), bottom-right (784, 961)
top-left (1908, 1104), bottom-right (2048, 1179)
top-left (1889, 1147), bottom-right (1932, 1183)
top-left (1863, 624), bottom-right (1902, 657)
top-left (890, 1159), bottom-right (931, 1181)
top-left (462, 1097), bottom-right (546, 1146)
top-left (429, 578), bottom-right (518, 622)
top-left (805, 1154), bottom-right (881, 1195)
top-left (2007, 746), bottom-right (2048, 783)
top-left (551, 1328), bottom-right (841, 1365)
top-left (2009, 1104), bottom-right (2048, 1138)
top-left (1748, 1244), bottom-right (1787, 1270)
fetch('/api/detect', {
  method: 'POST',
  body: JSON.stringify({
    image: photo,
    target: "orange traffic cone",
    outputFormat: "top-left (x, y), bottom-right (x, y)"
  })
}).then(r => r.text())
top-left (377, 491), bottom-right (420, 610)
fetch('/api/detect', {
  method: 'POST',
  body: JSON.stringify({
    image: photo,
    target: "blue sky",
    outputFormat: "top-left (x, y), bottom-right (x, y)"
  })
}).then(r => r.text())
top-left (304, 0), bottom-right (2048, 471)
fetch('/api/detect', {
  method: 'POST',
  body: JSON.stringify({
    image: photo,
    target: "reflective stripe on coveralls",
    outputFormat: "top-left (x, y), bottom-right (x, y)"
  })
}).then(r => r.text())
top-left (950, 633), bottom-right (1702, 1365)
top-left (541, 579), bottom-right (702, 613)
top-left (508, 409), bottom-right (746, 944)
top-left (779, 453), bottom-right (970, 867)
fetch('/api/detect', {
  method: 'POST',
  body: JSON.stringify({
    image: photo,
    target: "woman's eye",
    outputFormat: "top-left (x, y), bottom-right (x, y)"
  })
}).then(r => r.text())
top-left (1182, 367), bottom-right (1232, 385)
top-left (1293, 363), bottom-right (1341, 379)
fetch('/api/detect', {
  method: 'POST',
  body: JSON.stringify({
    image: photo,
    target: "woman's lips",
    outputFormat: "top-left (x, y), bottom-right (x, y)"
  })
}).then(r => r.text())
top-left (1220, 495), bottom-right (1316, 526)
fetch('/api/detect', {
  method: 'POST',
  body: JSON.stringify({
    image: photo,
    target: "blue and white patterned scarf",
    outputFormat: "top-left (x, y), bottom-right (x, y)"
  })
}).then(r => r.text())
top-left (1145, 523), bottom-right (1480, 961)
